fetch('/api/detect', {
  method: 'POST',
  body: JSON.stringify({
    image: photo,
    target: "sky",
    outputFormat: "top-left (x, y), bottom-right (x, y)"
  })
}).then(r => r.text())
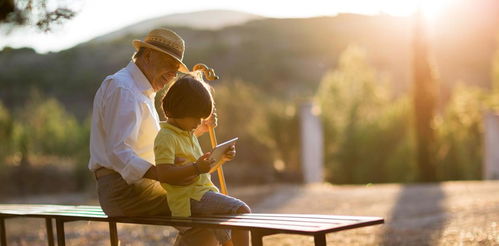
top-left (0, 0), bottom-right (451, 53)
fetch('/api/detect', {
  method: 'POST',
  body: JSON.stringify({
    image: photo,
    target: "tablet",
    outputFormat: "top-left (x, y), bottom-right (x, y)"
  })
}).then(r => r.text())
top-left (208, 137), bottom-right (238, 173)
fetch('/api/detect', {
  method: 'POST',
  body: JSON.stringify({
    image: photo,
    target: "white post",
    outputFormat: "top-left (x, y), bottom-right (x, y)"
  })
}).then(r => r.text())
top-left (484, 112), bottom-right (499, 179)
top-left (300, 102), bottom-right (324, 184)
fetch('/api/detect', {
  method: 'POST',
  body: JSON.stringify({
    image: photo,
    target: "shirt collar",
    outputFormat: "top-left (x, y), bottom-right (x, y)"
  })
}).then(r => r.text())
top-left (126, 61), bottom-right (155, 98)
top-left (160, 121), bottom-right (192, 137)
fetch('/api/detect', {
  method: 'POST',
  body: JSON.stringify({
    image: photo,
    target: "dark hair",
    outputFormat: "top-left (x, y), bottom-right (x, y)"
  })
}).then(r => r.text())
top-left (162, 75), bottom-right (213, 119)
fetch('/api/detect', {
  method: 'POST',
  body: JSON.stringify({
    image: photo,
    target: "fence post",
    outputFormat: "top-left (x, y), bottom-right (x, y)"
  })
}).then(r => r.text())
top-left (484, 112), bottom-right (499, 179)
top-left (300, 102), bottom-right (324, 184)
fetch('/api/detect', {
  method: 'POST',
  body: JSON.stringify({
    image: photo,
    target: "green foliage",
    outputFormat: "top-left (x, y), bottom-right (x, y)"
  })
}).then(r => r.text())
top-left (210, 80), bottom-right (276, 183)
top-left (209, 80), bottom-right (303, 183)
top-left (315, 45), bottom-right (498, 184)
top-left (0, 19), bottom-right (497, 191)
top-left (16, 90), bottom-right (83, 156)
top-left (0, 101), bottom-right (15, 167)
top-left (434, 84), bottom-right (487, 180)
top-left (0, 91), bottom-right (92, 196)
top-left (73, 116), bottom-right (92, 190)
top-left (316, 46), bottom-right (415, 184)
top-left (263, 102), bottom-right (301, 181)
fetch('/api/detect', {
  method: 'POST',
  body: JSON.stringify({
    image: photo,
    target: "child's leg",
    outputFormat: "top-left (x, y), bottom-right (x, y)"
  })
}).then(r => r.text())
top-left (191, 191), bottom-right (251, 246)
top-left (226, 205), bottom-right (251, 246)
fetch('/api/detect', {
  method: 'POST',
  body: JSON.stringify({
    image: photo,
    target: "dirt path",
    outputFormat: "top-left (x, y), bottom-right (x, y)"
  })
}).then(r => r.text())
top-left (2, 181), bottom-right (499, 245)
top-left (252, 181), bottom-right (499, 245)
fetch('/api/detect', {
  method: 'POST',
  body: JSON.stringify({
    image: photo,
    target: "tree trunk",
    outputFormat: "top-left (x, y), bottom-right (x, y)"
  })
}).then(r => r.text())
top-left (412, 11), bottom-right (437, 182)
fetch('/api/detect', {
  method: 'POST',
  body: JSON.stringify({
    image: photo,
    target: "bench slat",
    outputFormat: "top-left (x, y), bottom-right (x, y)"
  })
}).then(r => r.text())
top-left (0, 204), bottom-right (384, 235)
top-left (116, 217), bottom-right (326, 233)
top-left (36, 212), bottom-right (350, 229)
top-left (239, 213), bottom-right (382, 221)
top-left (198, 214), bottom-right (376, 225)
top-left (30, 213), bottom-right (333, 232)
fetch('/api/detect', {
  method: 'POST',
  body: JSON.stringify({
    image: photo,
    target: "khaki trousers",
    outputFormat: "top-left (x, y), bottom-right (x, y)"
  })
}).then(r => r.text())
top-left (96, 172), bottom-right (219, 246)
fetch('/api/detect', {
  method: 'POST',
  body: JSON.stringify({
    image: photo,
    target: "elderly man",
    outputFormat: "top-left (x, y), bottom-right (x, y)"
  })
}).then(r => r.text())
top-left (88, 28), bottom-right (218, 246)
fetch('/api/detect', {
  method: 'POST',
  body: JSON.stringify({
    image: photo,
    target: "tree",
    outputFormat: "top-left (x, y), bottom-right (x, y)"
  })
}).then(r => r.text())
top-left (412, 11), bottom-right (438, 182)
top-left (492, 34), bottom-right (499, 93)
top-left (0, 0), bottom-right (76, 31)
top-left (316, 46), bottom-right (415, 184)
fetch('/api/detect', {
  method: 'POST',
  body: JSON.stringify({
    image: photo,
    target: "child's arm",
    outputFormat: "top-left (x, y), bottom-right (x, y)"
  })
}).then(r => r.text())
top-left (156, 152), bottom-right (215, 184)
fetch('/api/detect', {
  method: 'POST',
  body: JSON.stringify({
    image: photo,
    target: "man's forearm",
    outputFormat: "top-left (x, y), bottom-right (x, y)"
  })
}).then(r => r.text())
top-left (143, 166), bottom-right (159, 180)
top-left (144, 164), bottom-right (199, 185)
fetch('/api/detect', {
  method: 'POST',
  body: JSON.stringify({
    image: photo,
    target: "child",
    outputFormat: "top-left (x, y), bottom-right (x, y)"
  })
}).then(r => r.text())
top-left (154, 74), bottom-right (250, 246)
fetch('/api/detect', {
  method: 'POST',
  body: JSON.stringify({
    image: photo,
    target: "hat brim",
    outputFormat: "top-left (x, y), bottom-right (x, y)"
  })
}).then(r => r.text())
top-left (132, 40), bottom-right (189, 73)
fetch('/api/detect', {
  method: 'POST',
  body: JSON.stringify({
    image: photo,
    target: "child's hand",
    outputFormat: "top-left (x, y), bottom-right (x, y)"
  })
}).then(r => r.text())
top-left (222, 145), bottom-right (236, 162)
top-left (195, 152), bottom-right (215, 174)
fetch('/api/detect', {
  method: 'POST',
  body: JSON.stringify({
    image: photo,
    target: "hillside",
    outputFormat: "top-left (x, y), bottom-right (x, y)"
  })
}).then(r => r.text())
top-left (92, 9), bottom-right (263, 42)
top-left (1, 2), bottom-right (499, 117)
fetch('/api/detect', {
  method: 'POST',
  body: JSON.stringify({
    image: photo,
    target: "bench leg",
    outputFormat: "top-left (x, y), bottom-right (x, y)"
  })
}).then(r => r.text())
top-left (109, 221), bottom-right (118, 246)
top-left (45, 218), bottom-right (55, 246)
top-left (55, 219), bottom-right (65, 246)
top-left (0, 218), bottom-right (6, 246)
top-left (250, 230), bottom-right (264, 246)
top-left (314, 233), bottom-right (326, 246)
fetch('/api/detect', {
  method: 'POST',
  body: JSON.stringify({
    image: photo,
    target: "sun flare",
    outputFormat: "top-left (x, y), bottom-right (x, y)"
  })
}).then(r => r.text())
top-left (349, 0), bottom-right (454, 21)
top-left (381, 0), bottom-right (455, 21)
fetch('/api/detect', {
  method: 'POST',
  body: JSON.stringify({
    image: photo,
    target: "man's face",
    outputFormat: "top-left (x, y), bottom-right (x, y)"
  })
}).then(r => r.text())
top-left (147, 50), bottom-right (180, 91)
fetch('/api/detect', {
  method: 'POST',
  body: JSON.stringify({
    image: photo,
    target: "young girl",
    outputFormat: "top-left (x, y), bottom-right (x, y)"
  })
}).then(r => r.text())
top-left (154, 75), bottom-right (250, 246)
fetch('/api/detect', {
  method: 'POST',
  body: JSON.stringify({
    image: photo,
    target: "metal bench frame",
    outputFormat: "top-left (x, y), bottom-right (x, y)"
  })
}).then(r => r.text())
top-left (0, 205), bottom-right (383, 246)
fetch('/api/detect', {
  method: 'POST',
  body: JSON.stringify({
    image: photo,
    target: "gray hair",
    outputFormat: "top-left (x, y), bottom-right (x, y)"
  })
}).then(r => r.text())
top-left (132, 47), bottom-right (146, 61)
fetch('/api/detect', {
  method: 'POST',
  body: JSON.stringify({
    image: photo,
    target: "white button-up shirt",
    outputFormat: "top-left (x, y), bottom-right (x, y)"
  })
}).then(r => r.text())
top-left (88, 62), bottom-right (160, 184)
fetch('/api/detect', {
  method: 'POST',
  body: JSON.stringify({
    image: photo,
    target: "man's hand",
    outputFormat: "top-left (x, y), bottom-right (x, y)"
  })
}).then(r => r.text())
top-left (194, 110), bottom-right (217, 137)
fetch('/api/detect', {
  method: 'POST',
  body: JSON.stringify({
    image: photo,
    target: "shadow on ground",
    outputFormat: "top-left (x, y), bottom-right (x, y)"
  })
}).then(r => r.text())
top-left (382, 183), bottom-right (447, 245)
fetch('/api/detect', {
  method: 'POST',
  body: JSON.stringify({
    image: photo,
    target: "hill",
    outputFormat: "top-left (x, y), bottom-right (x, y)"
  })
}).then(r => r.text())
top-left (92, 9), bottom-right (263, 42)
top-left (1, 2), bottom-right (498, 117)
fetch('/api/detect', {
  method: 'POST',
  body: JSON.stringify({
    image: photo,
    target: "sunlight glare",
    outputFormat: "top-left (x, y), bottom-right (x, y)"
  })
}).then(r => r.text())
top-left (357, 0), bottom-right (453, 21)
top-left (420, 0), bottom-right (454, 22)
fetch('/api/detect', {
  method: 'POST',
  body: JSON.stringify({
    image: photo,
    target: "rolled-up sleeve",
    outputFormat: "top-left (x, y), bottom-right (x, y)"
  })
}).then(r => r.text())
top-left (103, 87), bottom-right (152, 184)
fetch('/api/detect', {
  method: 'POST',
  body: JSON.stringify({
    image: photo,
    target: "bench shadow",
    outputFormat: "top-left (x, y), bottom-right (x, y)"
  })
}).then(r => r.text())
top-left (381, 183), bottom-right (448, 246)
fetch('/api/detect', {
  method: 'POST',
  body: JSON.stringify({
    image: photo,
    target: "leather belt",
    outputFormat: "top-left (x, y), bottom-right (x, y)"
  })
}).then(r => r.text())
top-left (94, 167), bottom-right (117, 179)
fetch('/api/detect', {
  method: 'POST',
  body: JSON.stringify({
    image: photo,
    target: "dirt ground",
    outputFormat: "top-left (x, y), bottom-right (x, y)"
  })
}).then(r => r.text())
top-left (2, 180), bottom-right (499, 245)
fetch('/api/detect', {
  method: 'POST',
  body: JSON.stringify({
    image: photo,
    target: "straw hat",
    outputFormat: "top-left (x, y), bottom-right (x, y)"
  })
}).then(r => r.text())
top-left (132, 28), bottom-right (188, 72)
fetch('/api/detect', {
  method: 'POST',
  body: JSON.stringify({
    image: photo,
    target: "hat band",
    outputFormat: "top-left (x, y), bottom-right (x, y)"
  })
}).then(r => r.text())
top-left (146, 40), bottom-right (183, 60)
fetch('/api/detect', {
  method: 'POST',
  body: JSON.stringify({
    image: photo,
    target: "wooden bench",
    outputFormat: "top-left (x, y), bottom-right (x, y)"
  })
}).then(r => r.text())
top-left (0, 204), bottom-right (383, 246)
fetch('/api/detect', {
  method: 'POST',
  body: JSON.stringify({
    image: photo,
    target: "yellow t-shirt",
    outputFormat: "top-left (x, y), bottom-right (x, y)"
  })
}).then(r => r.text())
top-left (154, 122), bottom-right (219, 217)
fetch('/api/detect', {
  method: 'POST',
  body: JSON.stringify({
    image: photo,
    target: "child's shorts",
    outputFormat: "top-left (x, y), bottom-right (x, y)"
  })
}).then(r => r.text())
top-left (180, 191), bottom-right (248, 244)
